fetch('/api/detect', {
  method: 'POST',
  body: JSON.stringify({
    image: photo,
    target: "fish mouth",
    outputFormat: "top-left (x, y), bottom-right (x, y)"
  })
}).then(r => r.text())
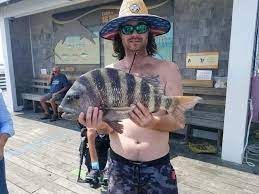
top-left (58, 106), bottom-right (78, 121)
top-left (58, 106), bottom-right (76, 114)
top-left (61, 112), bottom-right (78, 121)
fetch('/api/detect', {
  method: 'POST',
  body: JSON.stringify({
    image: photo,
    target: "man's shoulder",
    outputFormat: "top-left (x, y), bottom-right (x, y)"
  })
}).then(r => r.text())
top-left (165, 61), bottom-right (180, 71)
top-left (59, 73), bottom-right (68, 79)
top-left (150, 58), bottom-right (179, 70)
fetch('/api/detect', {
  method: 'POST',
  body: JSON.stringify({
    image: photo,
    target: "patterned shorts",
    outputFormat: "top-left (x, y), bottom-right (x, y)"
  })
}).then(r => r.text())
top-left (108, 149), bottom-right (178, 194)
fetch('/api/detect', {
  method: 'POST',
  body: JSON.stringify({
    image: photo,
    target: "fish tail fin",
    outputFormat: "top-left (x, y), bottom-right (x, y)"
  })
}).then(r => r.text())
top-left (161, 96), bottom-right (202, 125)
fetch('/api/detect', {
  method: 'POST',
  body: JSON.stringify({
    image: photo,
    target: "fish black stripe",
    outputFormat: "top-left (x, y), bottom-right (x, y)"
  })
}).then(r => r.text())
top-left (126, 73), bottom-right (136, 106)
top-left (78, 76), bottom-right (99, 104)
top-left (164, 97), bottom-right (172, 110)
top-left (140, 80), bottom-right (150, 106)
top-left (154, 95), bottom-right (162, 110)
top-left (106, 68), bottom-right (121, 89)
top-left (91, 69), bottom-right (108, 104)
top-left (106, 68), bottom-right (122, 105)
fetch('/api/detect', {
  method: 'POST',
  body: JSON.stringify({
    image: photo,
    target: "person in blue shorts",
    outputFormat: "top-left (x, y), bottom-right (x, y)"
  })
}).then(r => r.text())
top-left (40, 66), bottom-right (70, 122)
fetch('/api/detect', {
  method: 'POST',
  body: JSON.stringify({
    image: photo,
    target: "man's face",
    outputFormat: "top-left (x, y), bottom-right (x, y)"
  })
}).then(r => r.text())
top-left (52, 67), bottom-right (60, 76)
top-left (120, 20), bottom-right (149, 52)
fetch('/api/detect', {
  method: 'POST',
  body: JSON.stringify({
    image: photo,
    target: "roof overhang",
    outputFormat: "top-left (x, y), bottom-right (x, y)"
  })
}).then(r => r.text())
top-left (0, 0), bottom-right (94, 18)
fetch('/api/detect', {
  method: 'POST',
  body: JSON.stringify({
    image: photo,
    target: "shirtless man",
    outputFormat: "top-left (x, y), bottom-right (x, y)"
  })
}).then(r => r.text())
top-left (79, 0), bottom-right (182, 193)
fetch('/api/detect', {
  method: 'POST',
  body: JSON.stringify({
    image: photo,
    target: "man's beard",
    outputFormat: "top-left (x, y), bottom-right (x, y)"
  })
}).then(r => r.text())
top-left (127, 38), bottom-right (147, 52)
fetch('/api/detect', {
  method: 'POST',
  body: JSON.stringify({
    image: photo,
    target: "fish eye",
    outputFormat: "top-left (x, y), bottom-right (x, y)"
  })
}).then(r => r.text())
top-left (66, 96), bottom-right (72, 101)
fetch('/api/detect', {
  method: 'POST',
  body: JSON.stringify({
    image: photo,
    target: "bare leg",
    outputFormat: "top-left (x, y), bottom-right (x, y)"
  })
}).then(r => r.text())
top-left (87, 128), bottom-right (98, 163)
top-left (39, 97), bottom-right (49, 114)
top-left (49, 98), bottom-right (57, 116)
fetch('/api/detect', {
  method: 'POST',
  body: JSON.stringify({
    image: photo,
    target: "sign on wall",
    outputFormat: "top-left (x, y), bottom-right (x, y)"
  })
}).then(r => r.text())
top-left (54, 21), bottom-right (100, 65)
top-left (186, 52), bottom-right (219, 69)
top-left (55, 35), bottom-right (100, 65)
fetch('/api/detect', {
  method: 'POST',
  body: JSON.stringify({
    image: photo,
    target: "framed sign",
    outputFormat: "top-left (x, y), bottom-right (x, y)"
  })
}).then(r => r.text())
top-left (54, 21), bottom-right (100, 65)
top-left (186, 52), bottom-right (219, 69)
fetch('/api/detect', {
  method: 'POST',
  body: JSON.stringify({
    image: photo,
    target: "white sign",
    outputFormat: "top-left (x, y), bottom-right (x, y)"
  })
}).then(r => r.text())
top-left (196, 70), bottom-right (212, 80)
top-left (186, 52), bottom-right (219, 69)
top-left (40, 68), bottom-right (47, 75)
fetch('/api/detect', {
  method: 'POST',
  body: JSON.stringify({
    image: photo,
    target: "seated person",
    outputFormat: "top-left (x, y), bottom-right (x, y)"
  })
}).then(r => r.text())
top-left (40, 66), bottom-right (70, 122)
top-left (85, 128), bottom-right (109, 184)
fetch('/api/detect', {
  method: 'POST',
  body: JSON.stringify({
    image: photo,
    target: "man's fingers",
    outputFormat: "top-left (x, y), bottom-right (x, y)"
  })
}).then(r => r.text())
top-left (129, 112), bottom-right (141, 125)
top-left (137, 102), bottom-right (150, 116)
top-left (97, 110), bottom-right (103, 125)
top-left (132, 105), bottom-right (145, 119)
top-left (86, 106), bottom-right (93, 124)
top-left (78, 112), bottom-right (86, 126)
top-left (92, 107), bottom-right (99, 126)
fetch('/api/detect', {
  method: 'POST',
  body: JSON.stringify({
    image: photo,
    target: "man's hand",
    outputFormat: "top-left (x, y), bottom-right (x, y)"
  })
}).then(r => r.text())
top-left (78, 107), bottom-right (113, 134)
top-left (52, 92), bottom-right (59, 98)
top-left (129, 102), bottom-right (158, 129)
top-left (0, 134), bottom-right (9, 158)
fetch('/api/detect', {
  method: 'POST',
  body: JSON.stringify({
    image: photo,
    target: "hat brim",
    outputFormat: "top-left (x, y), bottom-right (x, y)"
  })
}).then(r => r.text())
top-left (100, 14), bottom-right (171, 40)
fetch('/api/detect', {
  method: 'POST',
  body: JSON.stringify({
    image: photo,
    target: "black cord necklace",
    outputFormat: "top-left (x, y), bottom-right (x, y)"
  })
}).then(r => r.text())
top-left (128, 52), bottom-right (137, 73)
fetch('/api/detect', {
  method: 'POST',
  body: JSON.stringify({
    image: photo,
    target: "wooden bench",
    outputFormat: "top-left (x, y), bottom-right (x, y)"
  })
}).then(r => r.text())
top-left (183, 86), bottom-right (226, 153)
top-left (21, 79), bottom-right (62, 112)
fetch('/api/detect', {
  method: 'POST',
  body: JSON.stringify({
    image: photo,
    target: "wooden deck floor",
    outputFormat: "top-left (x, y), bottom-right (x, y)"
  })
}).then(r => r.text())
top-left (4, 111), bottom-right (259, 194)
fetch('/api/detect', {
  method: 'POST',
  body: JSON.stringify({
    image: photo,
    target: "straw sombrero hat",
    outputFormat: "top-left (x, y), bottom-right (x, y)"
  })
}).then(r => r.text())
top-left (100, 0), bottom-right (171, 40)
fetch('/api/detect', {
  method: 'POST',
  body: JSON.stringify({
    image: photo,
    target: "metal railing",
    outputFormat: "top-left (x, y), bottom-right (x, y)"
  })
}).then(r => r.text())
top-left (0, 70), bottom-right (6, 90)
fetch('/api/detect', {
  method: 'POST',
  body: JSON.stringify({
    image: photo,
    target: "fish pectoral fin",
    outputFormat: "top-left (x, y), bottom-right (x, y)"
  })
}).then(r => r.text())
top-left (106, 121), bottom-right (123, 134)
top-left (103, 106), bottom-right (134, 121)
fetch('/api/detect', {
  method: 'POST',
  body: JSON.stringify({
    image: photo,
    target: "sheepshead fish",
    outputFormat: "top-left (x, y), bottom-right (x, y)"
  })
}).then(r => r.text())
top-left (58, 68), bottom-right (201, 132)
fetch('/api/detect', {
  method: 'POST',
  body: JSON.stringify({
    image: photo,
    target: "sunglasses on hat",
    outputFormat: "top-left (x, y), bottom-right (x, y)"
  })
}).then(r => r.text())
top-left (120, 22), bottom-right (149, 35)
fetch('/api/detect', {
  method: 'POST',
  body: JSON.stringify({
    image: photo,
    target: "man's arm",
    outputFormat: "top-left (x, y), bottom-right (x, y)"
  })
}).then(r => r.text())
top-left (154, 61), bottom-right (184, 131)
top-left (48, 73), bottom-right (54, 85)
top-left (55, 86), bottom-right (70, 95)
top-left (0, 91), bottom-right (14, 157)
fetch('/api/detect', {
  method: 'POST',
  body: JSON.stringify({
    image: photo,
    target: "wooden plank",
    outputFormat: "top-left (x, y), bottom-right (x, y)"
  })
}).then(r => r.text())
top-left (54, 177), bottom-right (98, 194)
top-left (185, 111), bottom-right (224, 129)
top-left (174, 156), bottom-right (259, 193)
top-left (6, 112), bottom-right (259, 194)
top-left (21, 93), bottom-right (42, 101)
top-left (7, 180), bottom-right (29, 194)
top-left (6, 161), bottom-right (41, 193)
top-left (31, 84), bottom-right (50, 89)
top-left (186, 118), bottom-right (224, 129)
top-left (183, 79), bottom-right (214, 88)
top-left (199, 99), bottom-right (225, 106)
top-left (32, 78), bottom-right (48, 82)
top-left (6, 158), bottom-right (78, 193)
top-left (186, 111), bottom-right (225, 121)
top-left (183, 87), bottom-right (226, 96)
